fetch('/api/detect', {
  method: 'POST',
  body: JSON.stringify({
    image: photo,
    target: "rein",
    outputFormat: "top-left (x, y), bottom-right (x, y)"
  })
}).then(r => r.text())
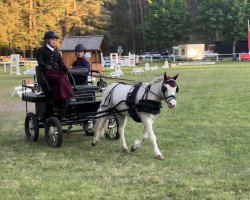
top-left (92, 74), bottom-right (136, 83)
top-left (141, 84), bottom-right (164, 101)
top-left (100, 77), bottom-right (178, 111)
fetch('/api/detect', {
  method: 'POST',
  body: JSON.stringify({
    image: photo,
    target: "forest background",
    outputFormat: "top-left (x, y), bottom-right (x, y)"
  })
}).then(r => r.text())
top-left (0, 0), bottom-right (250, 57)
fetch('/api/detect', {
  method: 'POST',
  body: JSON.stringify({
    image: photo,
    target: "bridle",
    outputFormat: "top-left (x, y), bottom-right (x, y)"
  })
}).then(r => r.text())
top-left (161, 79), bottom-right (179, 104)
top-left (141, 78), bottom-right (179, 104)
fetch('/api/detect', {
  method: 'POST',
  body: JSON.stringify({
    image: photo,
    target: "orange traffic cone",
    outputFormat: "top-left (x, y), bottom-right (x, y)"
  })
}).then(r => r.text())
top-left (27, 79), bottom-right (33, 84)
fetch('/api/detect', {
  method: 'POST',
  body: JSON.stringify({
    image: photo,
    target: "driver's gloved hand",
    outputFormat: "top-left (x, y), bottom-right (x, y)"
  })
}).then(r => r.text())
top-left (45, 65), bottom-right (52, 70)
top-left (52, 62), bottom-right (59, 68)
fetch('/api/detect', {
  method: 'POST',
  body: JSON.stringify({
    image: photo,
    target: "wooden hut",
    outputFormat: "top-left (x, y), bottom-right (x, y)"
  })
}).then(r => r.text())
top-left (60, 35), bottom-right (108, 71)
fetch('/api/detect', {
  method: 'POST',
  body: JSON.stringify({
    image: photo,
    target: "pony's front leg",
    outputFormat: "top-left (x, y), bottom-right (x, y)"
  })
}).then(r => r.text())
top-left (118, 115), bottom-right (129, 153)
top-left (142, 115), bottom-right (164, 160)
top-left (130, 126), bottom-right (148, 152)
top-left (130, 113), bottom-right (152, 152)
top-left (91, 116), bottom-right (108, 146)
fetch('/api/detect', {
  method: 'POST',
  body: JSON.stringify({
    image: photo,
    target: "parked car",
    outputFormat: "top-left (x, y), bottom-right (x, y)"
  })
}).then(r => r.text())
top-left (140, 52), bottom-right (157, 59)
top-left (204, 50), bottom-right (220, 61)
top-left (157, 50), bottom-right (169, 57)
top-left (204, 51), bottom-right (219, 57)
top-left (140, 51), bottom-right (168, 59)
top-left (168, 54), bottom-right (186, 61)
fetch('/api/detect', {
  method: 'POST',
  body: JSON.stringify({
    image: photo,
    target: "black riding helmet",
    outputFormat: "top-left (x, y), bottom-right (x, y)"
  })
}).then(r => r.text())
top-left (75, 44), bottom-right (86, 52)
top-left (43, 31), bottom-right (59, 40)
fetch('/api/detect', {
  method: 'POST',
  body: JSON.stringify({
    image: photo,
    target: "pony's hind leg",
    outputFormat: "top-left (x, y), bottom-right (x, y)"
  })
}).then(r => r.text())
top-left (117, 115), bottom-right (129, 153)
top-left (91, 116), bottom-right (108, 146)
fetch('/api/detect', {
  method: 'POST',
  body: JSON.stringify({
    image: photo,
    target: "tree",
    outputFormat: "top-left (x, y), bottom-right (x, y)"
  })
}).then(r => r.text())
top-left (146, 0), bottom-right (190, 51)
top-left (106, 0), bottom-right (149, 54)
top-left (197, 0), bottom-right (248, 57)
top-left (197, 0), bottom-right (229, 42)
top-left (223, 0), bottom-right (248, 58)
top-left (0, 0), bottom-right (110, 57)
top-left (108, 0), bottom-right (132, 53)
top-left (138, 0), bottom-right (146, 53)
top-left (186, 0), bottom-right (200, 42)
top-left (0, 1), bottom-right (26, 52)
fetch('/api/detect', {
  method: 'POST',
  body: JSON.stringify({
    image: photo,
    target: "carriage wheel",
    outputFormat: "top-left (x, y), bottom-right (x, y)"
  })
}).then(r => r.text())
top-left (45, 117), bottom-right (63, 148)
top-left (104, 116), bottom-right (119, 139)
top-left (25, 112), bottom-right (39, 142)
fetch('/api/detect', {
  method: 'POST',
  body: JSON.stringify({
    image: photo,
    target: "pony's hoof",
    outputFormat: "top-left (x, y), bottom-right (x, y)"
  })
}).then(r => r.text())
top-left (156, 155), bottom-right (164, 160)
top-left (91, 140), bottom-right (98, 146)
top-left (130, 145), bottom-right (137, 152)
top-left (122, 148), bottom-right (129, 153)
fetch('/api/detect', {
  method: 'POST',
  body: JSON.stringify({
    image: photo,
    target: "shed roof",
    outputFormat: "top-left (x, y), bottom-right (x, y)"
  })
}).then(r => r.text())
top-left (60, 35), bottom-right (107, 51)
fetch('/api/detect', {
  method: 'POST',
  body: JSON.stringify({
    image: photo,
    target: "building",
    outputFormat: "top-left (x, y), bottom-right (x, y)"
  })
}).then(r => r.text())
top-left (60, 35), bottom-right (108, 71)
top-left (178, 44), bottom-right (205, 60)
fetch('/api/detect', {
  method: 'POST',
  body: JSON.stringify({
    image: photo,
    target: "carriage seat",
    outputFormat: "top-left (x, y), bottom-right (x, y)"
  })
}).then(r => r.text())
top-left (22, 92), bottom-right (50, 103)
top-left (73, 85), bottom-right (100, 102)
top-left (34, 66), bottom-right (100, 102)
top-left (74, 85), bottom-right (100, 93)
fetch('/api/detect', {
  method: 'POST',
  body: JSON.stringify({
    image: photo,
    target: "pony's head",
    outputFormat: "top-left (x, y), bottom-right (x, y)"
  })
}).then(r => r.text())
top-left (162, 72), bottom-right (179, 108)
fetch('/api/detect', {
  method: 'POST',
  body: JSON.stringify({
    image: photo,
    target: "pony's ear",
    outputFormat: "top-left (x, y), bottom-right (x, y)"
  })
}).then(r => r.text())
top-left (164, 72), bottom-right (168, 80)
top-left (173, 74), bottom-right (179, 80)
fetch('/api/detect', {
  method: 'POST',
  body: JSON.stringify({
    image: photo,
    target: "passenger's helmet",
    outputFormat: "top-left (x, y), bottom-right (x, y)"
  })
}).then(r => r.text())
top-left (43, 31), bottom-right (59, 40)
top-left (75, 44), bottom-right (86, 52)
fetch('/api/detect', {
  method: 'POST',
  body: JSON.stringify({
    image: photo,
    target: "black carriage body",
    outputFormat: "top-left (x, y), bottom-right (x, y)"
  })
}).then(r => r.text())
top-left (36, 102), bottom-right (54, 120)
top-left (22, 67), bottom-right (119, 148)
top-left (22, 85), bottom-right (101, 122)
top-left (22, 92), bottom-right (53, 120)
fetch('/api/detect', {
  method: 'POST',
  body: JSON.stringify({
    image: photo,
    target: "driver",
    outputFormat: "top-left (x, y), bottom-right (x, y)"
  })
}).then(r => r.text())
top-left (36, 31), bottom-right (75, 106)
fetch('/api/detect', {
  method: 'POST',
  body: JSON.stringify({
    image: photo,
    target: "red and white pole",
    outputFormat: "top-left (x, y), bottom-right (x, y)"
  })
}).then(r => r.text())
top-left (248, 20), bottom-right (250, 53)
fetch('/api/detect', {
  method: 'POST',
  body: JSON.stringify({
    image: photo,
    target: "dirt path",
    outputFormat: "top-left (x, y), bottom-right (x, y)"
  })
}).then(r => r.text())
top-left (0, 101), bottom-right (35, 113)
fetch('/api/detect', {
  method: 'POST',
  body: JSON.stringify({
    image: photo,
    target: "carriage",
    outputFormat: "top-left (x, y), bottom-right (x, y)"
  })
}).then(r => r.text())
top-left (22, 66), bottom-right (119, 148)
top-left (22, 65), bottom-right (179, 159)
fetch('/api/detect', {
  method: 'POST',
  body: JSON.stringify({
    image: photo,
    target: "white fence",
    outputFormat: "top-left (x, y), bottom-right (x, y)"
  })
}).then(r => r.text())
top-left (103, 53), bottom-right (140, 67)
top-left (142, 53), bottom-right (245, 63)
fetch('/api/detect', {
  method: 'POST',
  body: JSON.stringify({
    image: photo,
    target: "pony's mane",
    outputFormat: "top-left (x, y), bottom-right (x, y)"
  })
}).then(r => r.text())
top-left (151, 76), bottom-right (163, 84)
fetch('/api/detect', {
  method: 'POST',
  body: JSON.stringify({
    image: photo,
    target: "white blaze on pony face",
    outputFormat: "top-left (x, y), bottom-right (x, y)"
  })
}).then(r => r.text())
top-left (164, 84), bottom-right (177, 108)
top-left (163, 73), bottom-right (179, 108)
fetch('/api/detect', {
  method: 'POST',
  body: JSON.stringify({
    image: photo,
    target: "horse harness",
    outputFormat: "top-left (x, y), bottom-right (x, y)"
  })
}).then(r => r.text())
top-left (126, 82), bottom-right (162, 123)
top-left (101, 79), bottom-right (178, 123)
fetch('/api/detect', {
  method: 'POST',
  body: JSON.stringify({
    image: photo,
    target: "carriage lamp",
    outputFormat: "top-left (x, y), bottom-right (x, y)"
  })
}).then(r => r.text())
top-left (31, 84), bottom-right (42, 95)
top-left (97, 77), bottom-right (107, 91)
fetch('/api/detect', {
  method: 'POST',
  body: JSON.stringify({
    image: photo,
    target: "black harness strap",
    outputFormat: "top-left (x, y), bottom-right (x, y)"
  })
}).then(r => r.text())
top-left (126, 82), bottom-right (142, 107)
top-left (100, 81), bottom-right (165, 123)
top-left (126, 82), bottom-right (142, 122)
top-left (101, 83), bottom-right (122, 108)
top-left (142, 84), bottom-right (151, 100)
top-left (125, 83), bottom-right (163, 123)
top-left (137, 99), bottom-right (162, 114)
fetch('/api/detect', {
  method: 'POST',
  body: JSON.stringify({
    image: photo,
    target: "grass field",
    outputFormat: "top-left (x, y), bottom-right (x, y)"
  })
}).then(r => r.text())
top-left (0, 62), bottom-right (249, 200)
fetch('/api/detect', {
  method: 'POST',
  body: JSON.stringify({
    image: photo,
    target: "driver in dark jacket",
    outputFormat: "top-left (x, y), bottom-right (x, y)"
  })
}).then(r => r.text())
top-left (71, 44), bottom-right (90, 85)
top-left (36, 31), bottom-right (74, 104)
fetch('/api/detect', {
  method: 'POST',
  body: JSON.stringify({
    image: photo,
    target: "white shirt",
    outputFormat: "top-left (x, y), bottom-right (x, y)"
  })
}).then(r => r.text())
top-left (46, 43), bottom-right (54, 52)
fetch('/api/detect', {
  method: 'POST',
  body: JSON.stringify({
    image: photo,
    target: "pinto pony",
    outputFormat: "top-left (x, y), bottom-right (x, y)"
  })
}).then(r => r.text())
top-left (91, 72), bottom-right (179, 160)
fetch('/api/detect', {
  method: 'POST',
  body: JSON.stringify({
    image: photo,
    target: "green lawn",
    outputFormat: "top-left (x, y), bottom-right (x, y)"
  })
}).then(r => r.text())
top-left (0, 62), bottom-right (249, 200)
